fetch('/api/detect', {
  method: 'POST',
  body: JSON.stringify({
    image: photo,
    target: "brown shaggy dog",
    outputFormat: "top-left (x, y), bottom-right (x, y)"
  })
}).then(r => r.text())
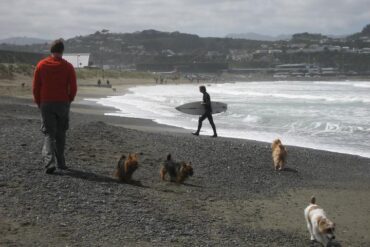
top-left (114, 153), bottom-right (139, 182)
top-left (160, 154), bottom-right (193, 183)
top-left (272, 139), bottom-right (287, 171)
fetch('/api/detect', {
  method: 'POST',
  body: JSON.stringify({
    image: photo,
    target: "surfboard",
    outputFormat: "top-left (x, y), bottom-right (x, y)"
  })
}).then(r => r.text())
top-left (175, 101), bottom-right (227, 115)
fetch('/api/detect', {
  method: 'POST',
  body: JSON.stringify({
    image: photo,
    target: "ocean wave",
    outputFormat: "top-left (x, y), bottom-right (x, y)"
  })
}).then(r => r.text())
top-left (243, 115), bottom-right (261, 123)
top-left (221, 91), bottom-right (370, 103)
top-left (88, 80), bottom-right (370, 159)
top-left (314, 81), bottom-right (370, 89)
top-left (354, 83), bottom-right (370, 88)
top-left (287, 120), bottom-right (370, 134)
top-left (313, 81), bottom-right (353, 86)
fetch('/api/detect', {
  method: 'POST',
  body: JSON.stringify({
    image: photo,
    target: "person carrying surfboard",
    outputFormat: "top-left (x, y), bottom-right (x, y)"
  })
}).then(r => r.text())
top-left (192, 85), bottom-right (218, 137)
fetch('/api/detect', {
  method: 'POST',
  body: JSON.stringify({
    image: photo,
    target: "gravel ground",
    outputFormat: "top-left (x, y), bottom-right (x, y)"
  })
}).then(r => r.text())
top-left (1, 98), bottom-right (370, 247)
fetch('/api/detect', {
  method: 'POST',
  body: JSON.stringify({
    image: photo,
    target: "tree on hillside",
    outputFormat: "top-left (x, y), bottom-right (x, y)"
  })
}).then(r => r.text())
top-left (291, 32), bottom-right (327, 42)
top-left (361, 24), bottom-right (370, 35)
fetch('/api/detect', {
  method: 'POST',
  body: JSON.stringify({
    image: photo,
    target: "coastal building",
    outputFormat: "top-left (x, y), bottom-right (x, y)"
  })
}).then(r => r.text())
top-left (161, 49), bottom-right (176, 57)
top-left (326, 45), bottom-right (341, 52)
top-left (228, 49), bottom-right (253, 61)
top-left (268, 49), bottom-right (283, 54)
top-left (360, 48), bottom-right (370, 54)
top-left (63, 53), bottom-right (90, 68)
top-left (275, 63), bottom-right (310, 73)
top-left (274, 63), bottom-right (323, 77)
top-left (321, 67), bottom-right (339, 76)
top-left (254, 49), bottom-right (269, 54)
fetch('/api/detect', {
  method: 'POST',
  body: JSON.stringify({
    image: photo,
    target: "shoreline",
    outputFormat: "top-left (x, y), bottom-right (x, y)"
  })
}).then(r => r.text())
top-left (2, 73), bottom-right (368, 159)
top-left (74, 80), bottom-right (188, 134)
top-left (81, 81), bottom-right (370, 160)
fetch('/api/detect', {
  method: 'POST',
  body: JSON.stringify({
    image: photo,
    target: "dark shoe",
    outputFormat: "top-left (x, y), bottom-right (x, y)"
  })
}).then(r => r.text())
top-left (192, 132), bottom-right (199, 136)
top-left (45, 167), bottom-right (56, 174)
top-left (211, 134), bottom-right (218, 138)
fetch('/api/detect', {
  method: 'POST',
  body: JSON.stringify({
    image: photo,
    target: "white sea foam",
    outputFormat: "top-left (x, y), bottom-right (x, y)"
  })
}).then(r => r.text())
top-left (88, 80), bottom-right (370, 158)
top-left (314, 81), bottom-right (370, 89)
top-left (354, 82), bottom-right (370, 88)
top-left (243, 115), bottom-right (261, 123)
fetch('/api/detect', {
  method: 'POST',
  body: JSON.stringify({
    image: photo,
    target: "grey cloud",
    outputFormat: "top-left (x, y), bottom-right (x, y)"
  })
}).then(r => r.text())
top-left (0, 0), bottom-right (369, 39)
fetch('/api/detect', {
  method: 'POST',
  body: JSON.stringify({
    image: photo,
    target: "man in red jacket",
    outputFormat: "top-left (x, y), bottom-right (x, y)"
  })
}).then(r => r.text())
top-left (33, 39), bottom-right (77, 174)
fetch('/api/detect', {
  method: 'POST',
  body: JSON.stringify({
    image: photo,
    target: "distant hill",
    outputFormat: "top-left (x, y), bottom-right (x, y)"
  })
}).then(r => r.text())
top-left (348, 24), bottom-right (370, 40)
top-left (0, 49), bottom-right (45, 65)
top-left (226, 32), bottom-right (291, 41)
top-left (0, 24), bottom-right (370, 72)
top-left (291, 32), bottom-right (328, 42)
top-left (0, 29), bottom-right (269, 67)
top-left (0, 37), bottom-right (50, 45)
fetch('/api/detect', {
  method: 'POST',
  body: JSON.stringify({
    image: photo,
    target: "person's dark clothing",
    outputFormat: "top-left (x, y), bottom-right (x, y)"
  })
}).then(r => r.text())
top-left (40, 102), bottom-right (70, 169)
top-left (196, 112), bottom-right (216, 135)
top-left (194, 92), bottom-right (217, 136)
top-left (203, 92), bottom-right (212, 113)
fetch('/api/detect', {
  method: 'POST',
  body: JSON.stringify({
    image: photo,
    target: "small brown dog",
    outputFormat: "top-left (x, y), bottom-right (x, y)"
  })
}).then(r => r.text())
top-left (114, 153), bottom-right (139, 182)
top-left (160, 154), bottom-right (193, 183)
top-left (271, 138), bottom-right (287, 171)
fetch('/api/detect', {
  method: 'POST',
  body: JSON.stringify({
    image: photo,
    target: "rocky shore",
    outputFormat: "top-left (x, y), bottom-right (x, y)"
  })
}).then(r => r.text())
top-left (1, 97), bottom-right (370, 246)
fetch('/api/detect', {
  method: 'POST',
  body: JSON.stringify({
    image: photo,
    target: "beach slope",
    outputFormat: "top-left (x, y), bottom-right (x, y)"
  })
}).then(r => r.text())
top-left (1, 97), bottom-right (370, 246)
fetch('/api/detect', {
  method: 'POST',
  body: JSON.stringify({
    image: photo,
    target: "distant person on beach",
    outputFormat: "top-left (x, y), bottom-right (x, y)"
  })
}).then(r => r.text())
top-left (192, 85), bottom-right (217, 137)
top-left (32, 39), bottom-right (77, 174)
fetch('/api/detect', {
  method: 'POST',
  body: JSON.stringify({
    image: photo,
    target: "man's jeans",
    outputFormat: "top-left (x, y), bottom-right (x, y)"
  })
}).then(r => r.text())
top-left (40, 102), bottom-right (70, 169)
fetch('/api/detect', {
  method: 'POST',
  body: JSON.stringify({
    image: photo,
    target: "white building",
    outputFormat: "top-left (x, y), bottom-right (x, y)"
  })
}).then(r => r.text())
top-left (63, 53), bottom-right (90, 68)
top-left (360, 48), bottom-right (370, 54)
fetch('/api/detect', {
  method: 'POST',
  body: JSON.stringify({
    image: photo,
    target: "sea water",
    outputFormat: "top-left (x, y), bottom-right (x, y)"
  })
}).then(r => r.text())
top-left (88, 81), bottom-right (370, 158)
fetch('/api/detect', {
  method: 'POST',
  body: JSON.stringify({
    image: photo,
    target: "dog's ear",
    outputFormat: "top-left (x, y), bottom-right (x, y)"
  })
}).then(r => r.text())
top-left (167, 154), bottom-right (171, 161)
top-left (128, 153), bottom-right (133, 160)
top-left (318, 217), bottom-right (328, 232)
top-left (133, 153), bottom-right (139, 160)
top-left (118, 155), bottom-right (126, 163)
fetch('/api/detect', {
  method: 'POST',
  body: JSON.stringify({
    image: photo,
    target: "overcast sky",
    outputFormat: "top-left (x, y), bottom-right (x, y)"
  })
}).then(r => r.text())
top-left (0, 0), bottom-right (369, 39)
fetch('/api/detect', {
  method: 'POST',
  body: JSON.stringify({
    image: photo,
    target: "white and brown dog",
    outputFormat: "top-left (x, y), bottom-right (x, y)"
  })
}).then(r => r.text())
top-left (304, 196), bottom-right (336, 246)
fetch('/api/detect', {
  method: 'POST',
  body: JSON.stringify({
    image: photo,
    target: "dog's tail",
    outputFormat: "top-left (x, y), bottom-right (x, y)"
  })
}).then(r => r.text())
top-left (167, 154), bottom-right (172, 161)
top-left (310, 196), bottom-right (316, 204)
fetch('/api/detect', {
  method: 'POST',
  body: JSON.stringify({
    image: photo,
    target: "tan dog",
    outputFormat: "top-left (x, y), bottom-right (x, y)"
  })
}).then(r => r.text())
top-left (304, 196), bottom-right (336, 246)
top-left (113, 153), bottom-right (139, 183)
top-left (272, 138), bottom-right (287, 170)
top-left (160, 154), bottom-right (193, 183)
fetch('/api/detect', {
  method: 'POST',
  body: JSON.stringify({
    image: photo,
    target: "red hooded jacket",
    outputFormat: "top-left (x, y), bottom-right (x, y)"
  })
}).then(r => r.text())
top-left (32, 56), bottom-right (77, 106)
